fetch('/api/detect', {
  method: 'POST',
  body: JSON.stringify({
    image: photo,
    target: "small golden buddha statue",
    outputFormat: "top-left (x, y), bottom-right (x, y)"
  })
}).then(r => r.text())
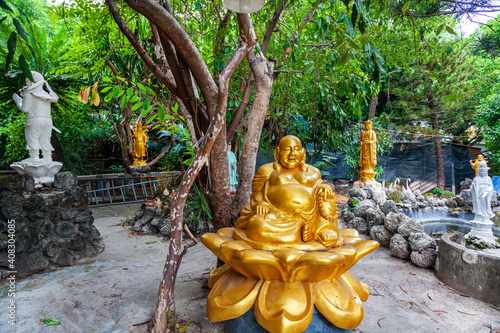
top-left (359, 120), bottom-right (377, 182)
top-left (132, 123), bottom-right (149, 166)
top-left (470, 154), bottom-right (490, 177)
top-left (236, 135), bottom-right (340, 247)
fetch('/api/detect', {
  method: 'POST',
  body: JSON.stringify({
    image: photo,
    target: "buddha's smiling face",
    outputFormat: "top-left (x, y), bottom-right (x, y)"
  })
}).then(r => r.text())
top-left (278, 136), bottom-right (305, 169)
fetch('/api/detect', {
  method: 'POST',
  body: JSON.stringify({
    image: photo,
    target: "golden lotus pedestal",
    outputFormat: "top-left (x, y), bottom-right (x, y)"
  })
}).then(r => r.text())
top-left (201, 227), bottom-right (379, 333)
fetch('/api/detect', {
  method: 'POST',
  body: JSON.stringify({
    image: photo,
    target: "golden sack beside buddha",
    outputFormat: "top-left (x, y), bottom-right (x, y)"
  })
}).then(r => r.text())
top-left (201, 135), bottom-right (379, 333)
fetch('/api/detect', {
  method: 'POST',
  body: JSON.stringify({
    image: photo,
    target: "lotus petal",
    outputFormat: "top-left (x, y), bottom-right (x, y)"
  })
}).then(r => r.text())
top-left (339, 271), bottom-right (370, 302)
top-left (339, 228), bottom-right (363, 244)
top-left (231, 249), bottom-right (286, 281)
top-left (289, 252), bottom-right (346, 283)
top-left (313, 278), bottom-right (364, 330)
top-left (272, 249), bottom-right (305, 270)
top-left (200, 233), bottom-right (231, 262)
top-left (219, 240), bottom-right (252, 263)
top-left (207, 269), bottom-right (262, 322)
top-left (343, 240), bottom-right (379, 272)
top-left (218, 227), bottom-right (235, 238)
top-left (208, 264), bottom-right (231, 288)
top-left (255, 281), bottom-right (313, 333)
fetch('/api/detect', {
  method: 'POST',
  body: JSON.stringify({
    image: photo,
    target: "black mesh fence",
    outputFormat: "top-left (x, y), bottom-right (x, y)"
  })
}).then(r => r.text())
top-left (256, 143), bottom-right (476, 187)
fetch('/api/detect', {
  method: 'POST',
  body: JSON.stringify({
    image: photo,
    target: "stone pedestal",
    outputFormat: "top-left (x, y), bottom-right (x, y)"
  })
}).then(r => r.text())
top-left (353, 180), bottom-right (386, 204)
top-left (466, 217), bottom-right (496, 245)
top-left (0, 172), bottom-right (104, 277)
top-left (10, 161), bottom-right (63, 188)
top-left (225, 307), bottom-right (353, 333)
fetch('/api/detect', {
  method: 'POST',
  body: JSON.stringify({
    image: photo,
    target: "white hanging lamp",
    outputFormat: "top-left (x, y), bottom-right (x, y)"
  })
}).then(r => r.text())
top-left (223, 0), bottom-right (265, 13)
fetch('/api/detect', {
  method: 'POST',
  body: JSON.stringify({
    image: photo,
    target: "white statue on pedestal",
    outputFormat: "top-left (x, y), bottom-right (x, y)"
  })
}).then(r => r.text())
top-left (10, 71), bottom-right (63, 187)
top-left (467, 161), bottom-right (497, 244)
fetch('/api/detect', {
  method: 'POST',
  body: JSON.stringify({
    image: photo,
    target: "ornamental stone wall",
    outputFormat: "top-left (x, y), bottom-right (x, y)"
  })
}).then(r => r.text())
top-left (0, 172), bottom-right (104, 277)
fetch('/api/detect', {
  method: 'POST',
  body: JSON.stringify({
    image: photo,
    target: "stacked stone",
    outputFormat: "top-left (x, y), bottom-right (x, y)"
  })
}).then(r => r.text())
top-left (0, 172), bottom-right (103, 277)
top-left (340, 189), bottom-right (437, 268)
top-left (125, 205), bottom-right (172, 237)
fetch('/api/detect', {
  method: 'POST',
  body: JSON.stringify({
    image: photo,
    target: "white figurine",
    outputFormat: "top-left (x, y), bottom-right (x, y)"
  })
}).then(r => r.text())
top-left (10, 72), bottom-right (63, 187)
top-left (468, 161), bottom-right (497, 244)
top-left (12, 71), bottom-right (60, 163)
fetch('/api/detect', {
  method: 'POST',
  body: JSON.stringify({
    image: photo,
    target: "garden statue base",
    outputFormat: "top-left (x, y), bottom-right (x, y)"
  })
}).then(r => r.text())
top-left (225, 307), bottom-right (353, 333)
top-left (10, 160), bottom-right (63, 188)
top-left (466, 218), bottom-right (497, 246)
top-left (0, 172), bottom-right (103, 277)
top-left (353, 180), bottom-right (386, 204)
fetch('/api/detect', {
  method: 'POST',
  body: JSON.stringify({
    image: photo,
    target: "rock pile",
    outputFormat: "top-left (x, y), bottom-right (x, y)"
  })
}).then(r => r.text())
top-left (340, 188), bottom-right (437, 268)
top-left (0, 172), bottom-right (104, 277)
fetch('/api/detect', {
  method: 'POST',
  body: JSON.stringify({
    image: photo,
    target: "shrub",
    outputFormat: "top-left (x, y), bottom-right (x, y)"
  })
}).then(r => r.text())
top-left (387, 190), bottom-right (402, 203)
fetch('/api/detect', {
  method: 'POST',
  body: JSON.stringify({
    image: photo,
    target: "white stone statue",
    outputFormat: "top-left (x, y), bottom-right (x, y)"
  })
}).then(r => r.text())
top-left (467, 161), bottom-right (497, 244)
top-left (10, 72), bottom-right (63, 187)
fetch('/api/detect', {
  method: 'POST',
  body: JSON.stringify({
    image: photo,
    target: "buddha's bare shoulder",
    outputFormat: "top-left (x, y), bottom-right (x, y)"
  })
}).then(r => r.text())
top-left (255, 163), bottom-right (275, 177)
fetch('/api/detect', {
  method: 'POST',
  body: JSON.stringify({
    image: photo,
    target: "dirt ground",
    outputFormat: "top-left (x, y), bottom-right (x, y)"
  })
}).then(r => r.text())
top-left (1, 203), bottom-right (499, 333)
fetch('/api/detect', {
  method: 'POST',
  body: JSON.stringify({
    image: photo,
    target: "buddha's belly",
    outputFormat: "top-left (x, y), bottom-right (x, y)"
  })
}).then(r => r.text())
top-left (266, 184), bottom-right (315, 213)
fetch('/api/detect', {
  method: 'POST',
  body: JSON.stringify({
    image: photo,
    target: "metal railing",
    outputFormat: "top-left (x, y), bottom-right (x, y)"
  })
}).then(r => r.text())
top-left (78, 171), bottom-right (181, 207)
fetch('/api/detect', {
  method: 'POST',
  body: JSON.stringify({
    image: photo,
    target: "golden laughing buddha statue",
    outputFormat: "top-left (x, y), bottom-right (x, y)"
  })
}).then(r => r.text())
top-left (201, 135), bottom-right (380, 333)
top-left (236, 135), bottom-right (340, 247)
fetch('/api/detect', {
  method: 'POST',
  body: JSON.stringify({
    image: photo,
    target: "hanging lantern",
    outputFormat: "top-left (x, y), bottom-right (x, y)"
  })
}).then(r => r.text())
top-left (223, 0), bottom-right (265, 13)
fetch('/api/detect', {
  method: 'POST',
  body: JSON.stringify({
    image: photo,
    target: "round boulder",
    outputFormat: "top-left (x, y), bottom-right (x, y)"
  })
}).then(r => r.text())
top-left (410, 248), bottom-right (437, 268)
top-left (384, 212), bottom-right (408, 233)
top-left (408, 232), bottom-right (436, 252)
top-left (370, 225), bottom-right (391, 247)
top-left (382, 200), bottom-right (398, 215)
top-left (397, 218), bottom-right (424, 238)
top-left (390, 234), bottom-right (411, 259)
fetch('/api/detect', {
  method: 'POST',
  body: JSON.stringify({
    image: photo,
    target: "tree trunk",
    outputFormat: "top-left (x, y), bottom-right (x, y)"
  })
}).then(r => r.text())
top-left (427, 88), bottom-right (445, 189)
top-left (210, 130), bottom-right (232, 230)
top-left (233, 56), bottom-right (275, 221)
top-left (368, 93), bottom-right (378, 119)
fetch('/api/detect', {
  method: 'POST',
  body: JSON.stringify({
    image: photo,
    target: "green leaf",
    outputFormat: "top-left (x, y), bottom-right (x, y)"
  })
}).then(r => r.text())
top-left (18, 55), bottom-right (33, 81)
top-left (121, 95), bottom-right (129, 109)
top-left (337, 12), bottom-right (345, 23)
top-left (129, 96), bottom-right (140, 103)
top-left (351, 4), bottom-right (358, 28)
top-left (345, 18), bottom-right (354, 36)
top-left (105, 92), bottom-right (112, 102)
top-left (12, 18), bottom-right (28, 43)
top-left (146, 114), bottom-right (157, 123)
top-left (137, 82), bottom-right (146, 91)
top-left (445, 25), bottom-right (456, 35)
top-left (43, 318), bottom-right (60, 326)
top-left (402, 0), bottom-right (411, 15)
top-left (126, 87), bottom-right (133, 97)
top-left (132, 102), bottom-right (142, 111)
top-left (0, 16), bottom-right (7, 25)
top-left (195, 2), bottom-right (201, 10)
top-left (172, 102), bottom-right (179, 113)
top-left (142, 98), bottom-right (150, 114)
top-left (446, 46), bottom-right (452, 55)
top-left (102, 77), bottom-right (113, 83)
top-left (0, 0), bottom-right (12, 12)
top-left (111, 86), bottom-right (121, 99)
top-left (100, 87), bottom-right (112, 93)
top-left (145, 86), bottom-right (156, 96)
top-left (435, 24), bottom-right (445, 35)
top-left (6, 32), bottom-right (16, 71)
top-left (338, 51), bottom-right (351, 66)
top-left (158, 105), bottom-right (165, 121)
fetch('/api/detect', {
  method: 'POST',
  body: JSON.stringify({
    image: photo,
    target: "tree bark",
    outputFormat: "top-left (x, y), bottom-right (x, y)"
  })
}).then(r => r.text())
top-left (368, 93), bottom-right (378, 119)
top-left (233, 56), bottom-right (275, 221)
top-left (428, 87), bottom-right (445, 189)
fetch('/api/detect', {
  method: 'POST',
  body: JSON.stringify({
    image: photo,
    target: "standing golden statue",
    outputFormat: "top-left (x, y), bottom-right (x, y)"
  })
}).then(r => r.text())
top-left (470, 154), bottom-right (490, 177)
top-left (201, 135), bottom-right (379, 333)
top-left (359, 120), bottom-right (377, 182)
top-left (132, 122), bottom-right (149, 166)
